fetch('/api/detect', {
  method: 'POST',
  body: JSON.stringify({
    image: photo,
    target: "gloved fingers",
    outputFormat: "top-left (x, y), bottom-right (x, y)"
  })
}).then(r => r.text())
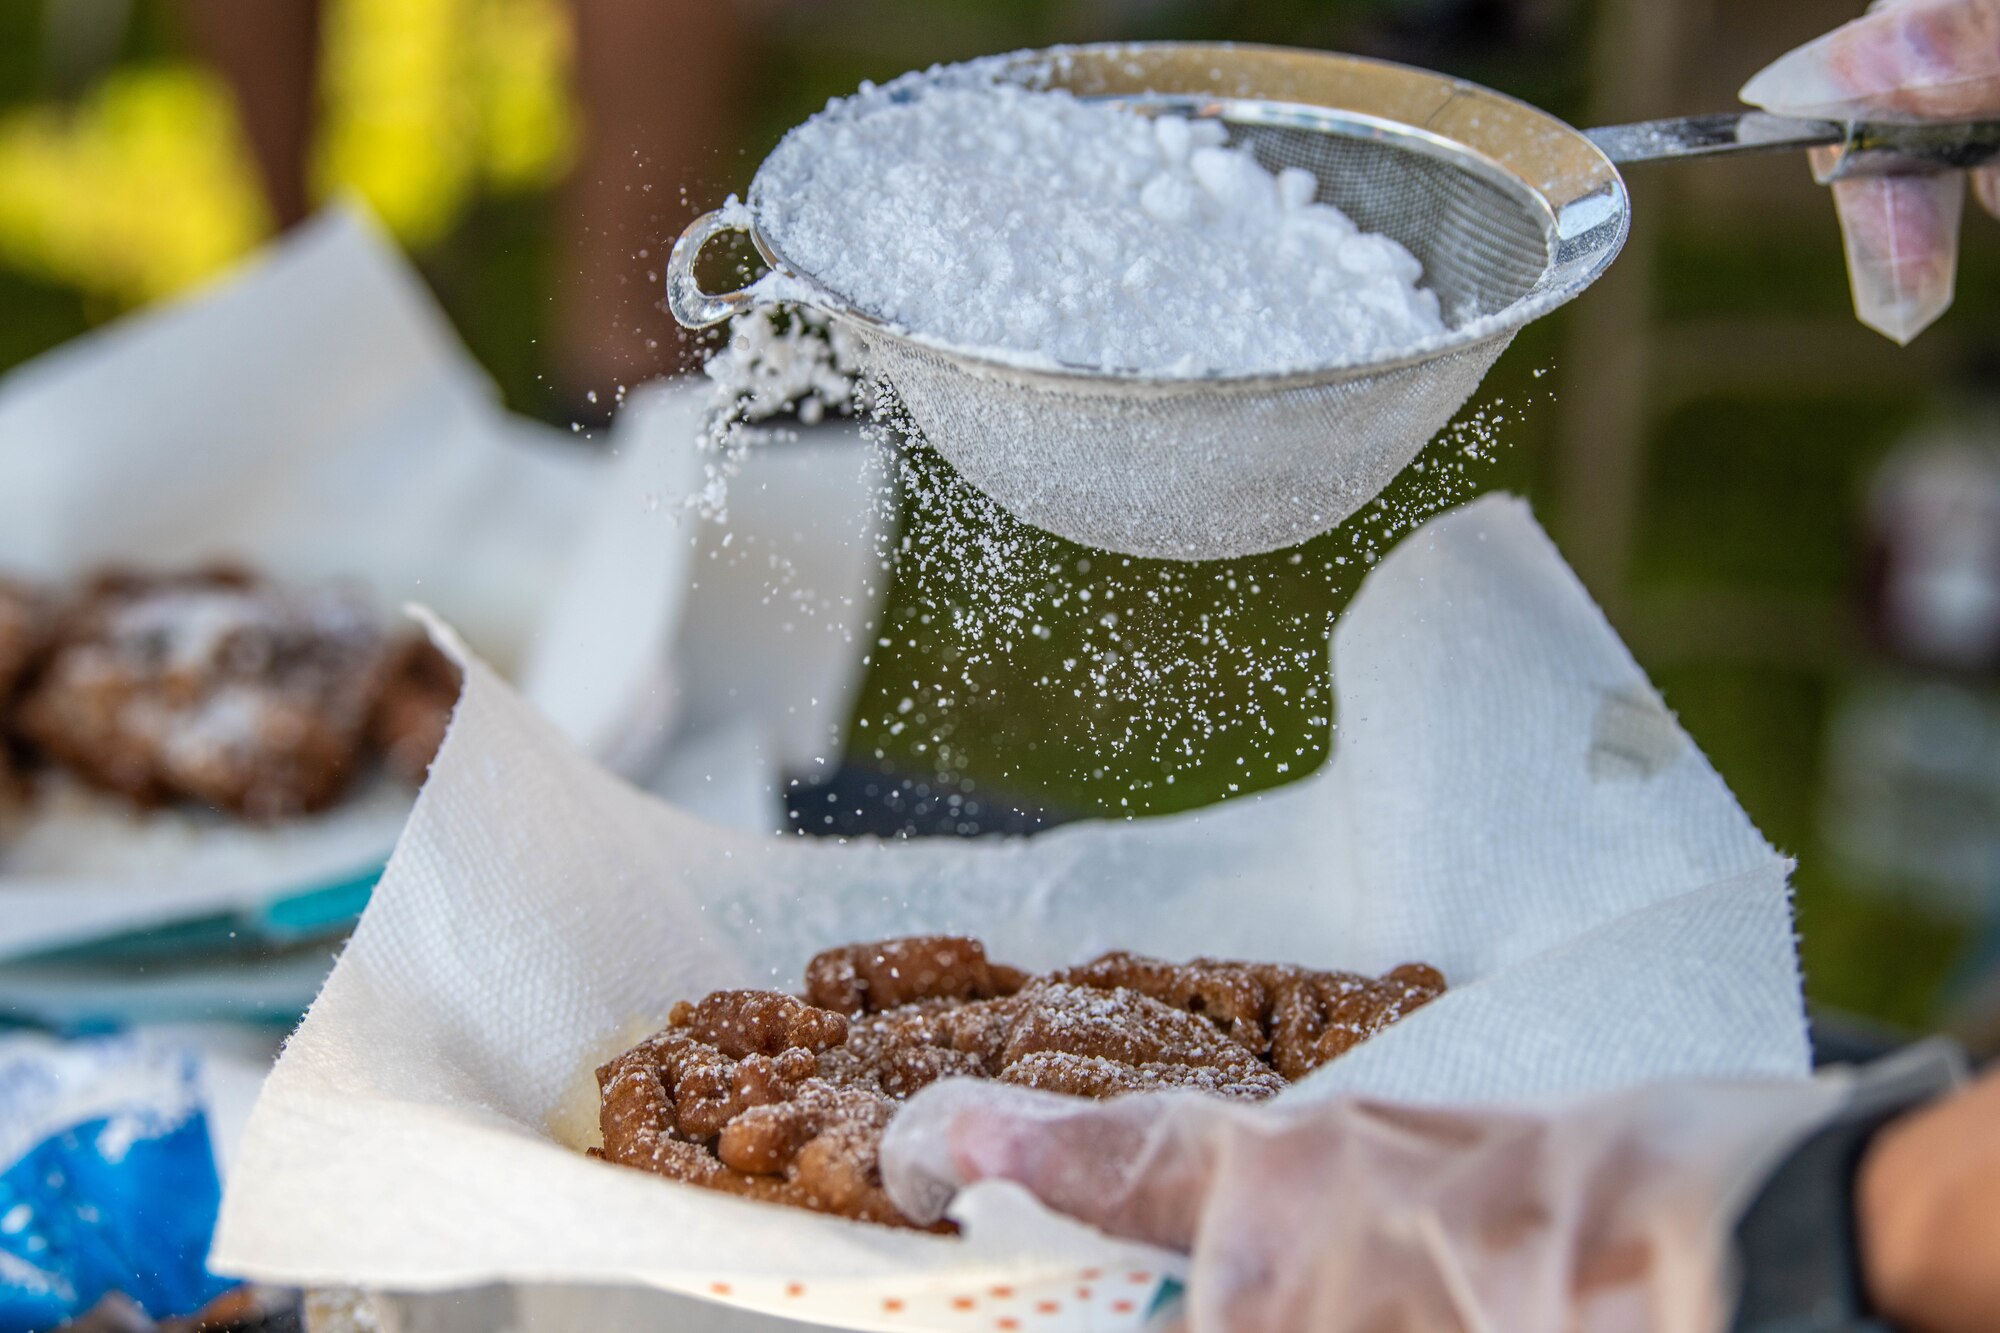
top-left (1976, 163), bottom-right (2000, 216)
top-left (879, 1078), bottom-right (1082, 1226)
top-left (892, 1076), bottom-right (1854, 1332)
top-left (1741, 0), bottom-right (2000, 121)
top-left (880, 1078), bottom-right (1226, 1246)
top-left (949, 1093), bottom-right (1225, 1252)
top-left (1182, 1084), bottom-right (1846, 1333)
top-left (1829, 169), bottom-right (1965, 342)
top-left (1177, 1105), bottom-right (1582, 1333)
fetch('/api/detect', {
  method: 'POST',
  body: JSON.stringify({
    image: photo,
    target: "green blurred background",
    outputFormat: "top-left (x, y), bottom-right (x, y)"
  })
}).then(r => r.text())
top-left (1, 0), bottom-right (1996, 1046)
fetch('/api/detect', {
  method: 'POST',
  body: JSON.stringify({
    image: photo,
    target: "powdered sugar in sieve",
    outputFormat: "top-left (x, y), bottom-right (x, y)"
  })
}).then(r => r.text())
top-left (747, 66), bottom-right (1448, 378)
top-left (669, 44), bottom-right (1616, 560)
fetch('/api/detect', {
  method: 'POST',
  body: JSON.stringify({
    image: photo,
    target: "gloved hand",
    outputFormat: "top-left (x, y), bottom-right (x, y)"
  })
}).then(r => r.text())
top-left (1741, 0), bottom-right (2000, 343)
top-left (881, 1076), bottom-right (1847, 1333)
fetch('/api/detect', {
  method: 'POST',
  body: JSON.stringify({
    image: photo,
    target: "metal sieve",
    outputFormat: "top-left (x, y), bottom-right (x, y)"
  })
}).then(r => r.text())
top-left (668, 43), bottom-right (2000, 562)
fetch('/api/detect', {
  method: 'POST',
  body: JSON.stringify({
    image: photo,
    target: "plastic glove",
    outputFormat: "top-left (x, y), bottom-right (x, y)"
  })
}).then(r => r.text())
top-left (882, 1075), bottom-right (1848, 1333)
top-left (1740, 0), bottom-right (2000, 343)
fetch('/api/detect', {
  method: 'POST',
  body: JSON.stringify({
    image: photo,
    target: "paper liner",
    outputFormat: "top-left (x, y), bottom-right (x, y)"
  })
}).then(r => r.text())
top-left (211, 496), bottom-right (1809, 1329)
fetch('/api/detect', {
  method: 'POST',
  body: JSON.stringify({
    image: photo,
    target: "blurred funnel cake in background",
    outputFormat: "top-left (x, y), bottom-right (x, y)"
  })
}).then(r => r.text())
top-left (0, 565), bottom-right (459, 826)
top-left (0, 578), bottom-right (47, 818)
top-left (595, 936), bottom-right (1445, 1228)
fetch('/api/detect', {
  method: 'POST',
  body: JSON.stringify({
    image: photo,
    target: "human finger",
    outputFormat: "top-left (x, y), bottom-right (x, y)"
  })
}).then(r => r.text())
top-left (1975, 162), bottom-right (2000, 216)
top-left (949, 1094), bottom-right (1223, 1251)
top-left (1858, 1067), bottom-right (2000, 1333)
top-left (1741, 0), bottom-right (2000, 122)
top-left (1828, 169), bottom-right (1965, 342)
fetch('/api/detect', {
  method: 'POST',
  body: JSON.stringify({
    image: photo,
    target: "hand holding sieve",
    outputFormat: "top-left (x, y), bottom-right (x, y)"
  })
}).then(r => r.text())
top-left (666, 45), bottom-right (2000, 562)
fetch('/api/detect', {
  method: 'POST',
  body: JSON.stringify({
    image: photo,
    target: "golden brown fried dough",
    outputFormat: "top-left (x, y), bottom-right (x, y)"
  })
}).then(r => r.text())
top-left (597, 937), bottom-right (1444, 1228)
top-left (4, 566), bottom-right (462, 820)
top-left (804, 935), bottom-right (1024, 1015)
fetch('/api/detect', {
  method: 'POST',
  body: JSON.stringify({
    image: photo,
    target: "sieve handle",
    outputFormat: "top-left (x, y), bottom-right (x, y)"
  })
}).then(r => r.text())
top-left (666, 208), bottom-right (762, 328)
top-left (1586, 111), bottom-right (2000, 179)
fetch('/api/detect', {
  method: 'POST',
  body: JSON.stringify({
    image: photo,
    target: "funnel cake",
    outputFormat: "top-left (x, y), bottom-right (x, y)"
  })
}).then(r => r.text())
top-left (595, 936), bottom-right (1445, 1227)
top-left (0, 579), bottom-right (46, 814)
top-left (8, 566), bottom-right (458, 820)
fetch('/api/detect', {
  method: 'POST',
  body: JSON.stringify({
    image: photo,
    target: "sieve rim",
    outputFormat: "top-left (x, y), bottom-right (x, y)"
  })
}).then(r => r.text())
top-left (725, 42), bottom-right (1630, 391)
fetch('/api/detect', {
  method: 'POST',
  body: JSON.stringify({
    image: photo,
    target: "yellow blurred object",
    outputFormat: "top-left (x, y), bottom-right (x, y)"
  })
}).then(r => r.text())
top-left (474, 0), bottom-right (578, 191)
top-left (0, 0), bottom-right (575, 308)
top-left (0, 65), bottom-right (271, 305)
top-left (315, 0), bottom-right (472, 247)
top-left (316, 0), bottom-right (576, 246)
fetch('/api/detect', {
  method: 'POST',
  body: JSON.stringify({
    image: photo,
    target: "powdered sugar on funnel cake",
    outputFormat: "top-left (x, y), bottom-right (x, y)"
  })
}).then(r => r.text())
top-left (750, 62), bottom-right (1447, 376)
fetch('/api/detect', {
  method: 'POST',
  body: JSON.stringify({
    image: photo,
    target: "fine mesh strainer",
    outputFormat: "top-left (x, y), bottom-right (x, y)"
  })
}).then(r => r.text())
top-left (667, 43), bottom-right (2000, 562)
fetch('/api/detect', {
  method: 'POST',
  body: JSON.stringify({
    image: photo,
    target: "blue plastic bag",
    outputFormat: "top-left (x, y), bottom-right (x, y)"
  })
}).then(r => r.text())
top-left (0, 1035), bottom-right (232, 1332)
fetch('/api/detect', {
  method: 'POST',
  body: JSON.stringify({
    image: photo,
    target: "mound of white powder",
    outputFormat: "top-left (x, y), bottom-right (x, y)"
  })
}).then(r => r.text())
top-left (750, 65), bottom-right (1447, 376)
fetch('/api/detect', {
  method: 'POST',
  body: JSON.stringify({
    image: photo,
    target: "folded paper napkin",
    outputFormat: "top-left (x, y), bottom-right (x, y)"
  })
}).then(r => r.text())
top-left (211, 495), bottom-right (1809, 1332)
top-left (0, 209), bottom-right (712, 959)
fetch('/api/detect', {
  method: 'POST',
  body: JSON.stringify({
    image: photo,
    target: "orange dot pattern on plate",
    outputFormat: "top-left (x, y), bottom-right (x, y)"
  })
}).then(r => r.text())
top-left (709, 1283), bottom-right (731, 1297)
top-left (786, 1283), bottom-right (805, 1298)
top-left (817, 1266), bottom-right (1160, 1328)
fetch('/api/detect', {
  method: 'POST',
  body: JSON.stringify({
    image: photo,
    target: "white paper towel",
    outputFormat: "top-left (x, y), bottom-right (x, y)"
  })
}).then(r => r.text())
top-left (211, 495), bottom-right (1809, 1332)
top-left (0, 209), bottom-right (680, 958)
top-left (539, 383), bottom-right (887, 804)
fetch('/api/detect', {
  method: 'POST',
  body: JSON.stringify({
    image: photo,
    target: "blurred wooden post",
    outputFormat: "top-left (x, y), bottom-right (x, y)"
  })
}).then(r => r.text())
top-left (551, 0), bottom-right (750, 413)
top-left (174, 0), bottom-right (323, 229)
top-left (1553, 0), bottom-right (1684, 613)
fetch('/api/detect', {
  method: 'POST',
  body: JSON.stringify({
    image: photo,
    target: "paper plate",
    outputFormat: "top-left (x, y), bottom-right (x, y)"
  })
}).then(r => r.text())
top-left (0, 212), bottom-right (886, 1010)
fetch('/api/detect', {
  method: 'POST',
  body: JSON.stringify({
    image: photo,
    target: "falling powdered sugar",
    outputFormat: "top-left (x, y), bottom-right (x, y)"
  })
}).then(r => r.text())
top-left (689, 307), bottom-right (865, 521)
top-left (750, 65), bottom-right (1447, 375)
top-left (701, 306), bottom-right (860, 431)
